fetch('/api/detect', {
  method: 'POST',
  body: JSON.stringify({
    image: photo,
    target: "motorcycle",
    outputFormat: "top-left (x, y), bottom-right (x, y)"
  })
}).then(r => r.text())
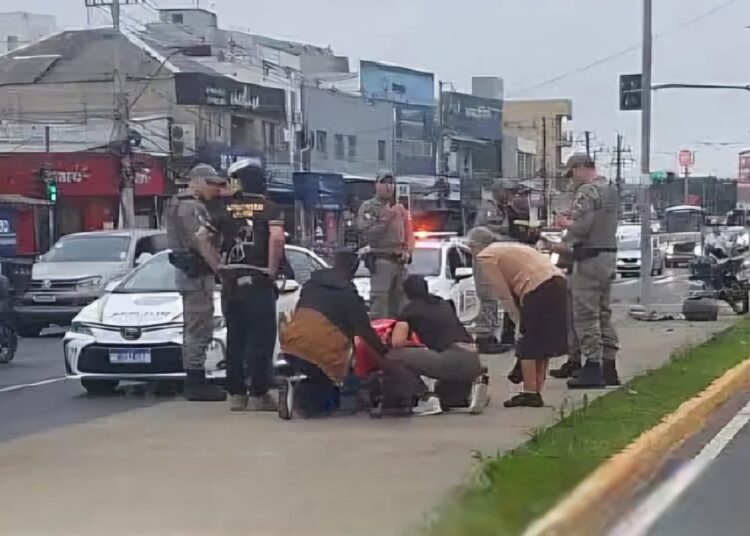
top-left (0, 273), bottom-right (18, 364)
top-left (685, 232), bottom-right (750, 317)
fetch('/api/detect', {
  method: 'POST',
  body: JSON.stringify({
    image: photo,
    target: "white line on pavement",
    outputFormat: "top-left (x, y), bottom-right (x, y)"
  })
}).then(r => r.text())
top-left (608, 399), bottom-right (750, 536)
top-left (0, 377), bottom-right (67, 394)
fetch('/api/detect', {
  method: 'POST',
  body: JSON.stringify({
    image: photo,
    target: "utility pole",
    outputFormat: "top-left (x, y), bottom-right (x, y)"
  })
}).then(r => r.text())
top-left (615, 133), bottom-right (623, 187)
top-left (86, 0), bottom-right (140, 228)
top-left (683, 165), bottom-right (690, 204)
top-left (584, 130), bottom-right (592, 158)
top-left (541, 117), bottom-right (549, 223)
top-left (639, 0), bottom-right (654, 308)
top-left (45, 126), bottom-right (54, 245)
top-left (437, 81), bottom-right (446, 176)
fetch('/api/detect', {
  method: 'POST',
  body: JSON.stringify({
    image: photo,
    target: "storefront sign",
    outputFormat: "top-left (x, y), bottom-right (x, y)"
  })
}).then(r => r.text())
top-left (175, 73), bottom-right (285, 119)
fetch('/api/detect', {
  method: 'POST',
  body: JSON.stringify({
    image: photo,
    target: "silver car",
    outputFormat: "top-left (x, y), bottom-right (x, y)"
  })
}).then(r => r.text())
top-left (15, 230), bottom-right (167, 337)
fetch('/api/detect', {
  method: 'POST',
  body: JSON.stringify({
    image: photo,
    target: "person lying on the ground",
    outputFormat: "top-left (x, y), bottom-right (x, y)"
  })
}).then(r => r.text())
top-left (467, 227), bottom-right (568, 408)
top-left (279, 249), bottom-right (389, 416)
top-left (387, 275), bottom-right (486, 416)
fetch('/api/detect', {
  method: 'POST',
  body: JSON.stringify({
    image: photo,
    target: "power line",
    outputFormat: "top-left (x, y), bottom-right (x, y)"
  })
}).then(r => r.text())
top-left (509, 0), bottom-right (741, 97)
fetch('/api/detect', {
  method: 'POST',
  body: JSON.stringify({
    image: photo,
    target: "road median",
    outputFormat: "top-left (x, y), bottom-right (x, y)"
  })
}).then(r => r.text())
top-left (425, 317), bottom-right (750, 536)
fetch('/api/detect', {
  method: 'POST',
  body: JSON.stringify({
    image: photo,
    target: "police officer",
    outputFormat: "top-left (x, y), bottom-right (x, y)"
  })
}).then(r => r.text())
top-left (547, 154), bottom-right (620, 388)
top-left (472, 180), bottom-right (520, 353)
top-left (222, 158), bottom-right (286, 412)
top-left (357, 172), bottom-right (412, 319)
top-left (165, 163), bottom-right (227, 402)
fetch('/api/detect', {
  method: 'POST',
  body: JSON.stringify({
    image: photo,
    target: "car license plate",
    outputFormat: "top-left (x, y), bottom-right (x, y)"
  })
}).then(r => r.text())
top-left (33, 295), bottom-right (56, 303)
top-left (109, 348), bottom-right (151, 364)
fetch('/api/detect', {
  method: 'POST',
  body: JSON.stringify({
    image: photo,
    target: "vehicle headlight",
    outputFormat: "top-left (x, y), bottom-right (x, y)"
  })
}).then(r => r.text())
top-left (69, 322), bottom-right (93, 336)
top-left (616, 259), bottom-right (624, 265)
top-left (76, 276), bottom-right (102, 291)
top-left (666, 244), bottom-right (674, 255)
top-left (213, 316), bottom-right (226, 330)
top-left (694, 245), bottom-right (702, 256)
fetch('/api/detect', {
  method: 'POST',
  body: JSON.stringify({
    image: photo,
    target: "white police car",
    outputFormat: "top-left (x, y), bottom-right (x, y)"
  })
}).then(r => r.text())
top-left (353, 233), bottom-right (480, 324)
top-left (63, 246), bottom-right (327, 395)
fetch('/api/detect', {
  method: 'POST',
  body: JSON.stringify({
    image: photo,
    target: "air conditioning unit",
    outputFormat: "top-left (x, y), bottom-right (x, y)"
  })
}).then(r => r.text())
top-left (170, 124), bottom-right (196, 157)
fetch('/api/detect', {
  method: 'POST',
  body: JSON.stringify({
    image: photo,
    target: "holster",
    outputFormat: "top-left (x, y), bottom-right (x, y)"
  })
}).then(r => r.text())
top-left (572, 246), bottom-right (616, 262)
top-left (168, 251), bottom-right (213, 278)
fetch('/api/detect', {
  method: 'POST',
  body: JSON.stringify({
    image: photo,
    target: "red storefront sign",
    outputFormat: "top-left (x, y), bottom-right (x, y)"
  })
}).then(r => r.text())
top-left (0, 152), bottom-right (166, 198)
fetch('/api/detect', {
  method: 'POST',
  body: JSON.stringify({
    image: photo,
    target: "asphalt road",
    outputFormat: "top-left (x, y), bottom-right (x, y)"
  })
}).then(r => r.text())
top-left (0, 331), bottom-right (164, 443)
top-left (645, 420), bottom-right (750, 536)
top-left (0, 269), bottom-right (693, 445)
top-left (611, 268), bottom-right (691, 307)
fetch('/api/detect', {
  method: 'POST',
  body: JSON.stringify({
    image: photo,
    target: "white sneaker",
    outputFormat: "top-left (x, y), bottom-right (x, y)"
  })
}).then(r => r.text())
top-left (469, 373), bottom-right (490, 414)
top-left (413, 396), bottom-right (443, 416)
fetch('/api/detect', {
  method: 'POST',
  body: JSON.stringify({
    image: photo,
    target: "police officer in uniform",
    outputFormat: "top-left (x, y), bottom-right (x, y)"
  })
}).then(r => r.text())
top-left (222, 158), bottom-right (286, 412)
top-left (547, 154), bottom-right (620, 388)
top-left (357, 172), bottom-right (412, 319)
top-left (165, 164), bottom-right (227, 402)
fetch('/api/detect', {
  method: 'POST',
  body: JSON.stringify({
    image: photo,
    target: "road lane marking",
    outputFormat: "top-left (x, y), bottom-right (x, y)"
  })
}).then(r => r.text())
top-left (0, 377), bottom-right (68, 394)
top-left (608, 398), bottom-right (750, 536)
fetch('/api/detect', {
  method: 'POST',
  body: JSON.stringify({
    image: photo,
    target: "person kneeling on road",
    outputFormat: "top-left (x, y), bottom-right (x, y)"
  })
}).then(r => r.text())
top-left (467, 227), bottom-right (568, 408)
top-left (278, 249), bottom-right (391, 417)
top-left (388, 275), bottom-right (488, 416)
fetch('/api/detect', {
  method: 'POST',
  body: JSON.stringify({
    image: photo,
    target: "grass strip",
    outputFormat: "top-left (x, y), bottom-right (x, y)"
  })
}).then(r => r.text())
top-left (425, 318), bottom-right (750, 536)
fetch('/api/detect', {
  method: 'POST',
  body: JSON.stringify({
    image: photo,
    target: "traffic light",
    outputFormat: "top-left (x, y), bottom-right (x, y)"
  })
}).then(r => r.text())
top-left (619, 73), bottom-right (643, 111)
top-left (46, 180), bottom-right (57, 203)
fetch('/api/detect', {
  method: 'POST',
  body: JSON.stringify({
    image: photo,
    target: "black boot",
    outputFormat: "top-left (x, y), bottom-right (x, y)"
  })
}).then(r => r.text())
top-left (477, 336), bottom-right (508, 355)
top-left (507, 359), bottom-right (523, 385)
top-left (567, 360), bottom-right (605, 389)
top-left (550, 360), bottom-right (581, 379)
top-left (184, 369), bottom-right (227, 402)
top-left (603, 360), bottom-right (621, 387)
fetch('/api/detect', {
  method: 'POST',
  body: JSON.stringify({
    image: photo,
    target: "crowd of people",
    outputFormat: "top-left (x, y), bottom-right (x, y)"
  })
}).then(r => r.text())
top-left (167, 152), bottom-right (622, 416)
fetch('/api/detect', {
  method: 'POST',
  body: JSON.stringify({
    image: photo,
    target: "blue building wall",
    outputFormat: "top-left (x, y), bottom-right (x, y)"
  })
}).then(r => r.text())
top-left (360, 61), bottom-right (434, 107)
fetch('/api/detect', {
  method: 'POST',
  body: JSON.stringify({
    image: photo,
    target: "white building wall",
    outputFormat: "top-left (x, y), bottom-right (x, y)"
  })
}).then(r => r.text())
top-left (0, 12), bottom-right (56, 55)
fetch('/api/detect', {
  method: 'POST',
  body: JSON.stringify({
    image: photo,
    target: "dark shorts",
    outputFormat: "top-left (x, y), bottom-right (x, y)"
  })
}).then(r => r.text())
top-left (516, 276), bottom-right (568, 360)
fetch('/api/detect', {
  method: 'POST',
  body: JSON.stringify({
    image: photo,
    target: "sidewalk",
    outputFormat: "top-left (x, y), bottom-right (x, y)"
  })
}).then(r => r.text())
top-left (0, 314), bottom-right (738, 536)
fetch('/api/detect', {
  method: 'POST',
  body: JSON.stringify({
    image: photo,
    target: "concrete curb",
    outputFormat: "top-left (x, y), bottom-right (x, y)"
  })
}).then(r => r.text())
top-left (522, 355), bottom-right (750, 536)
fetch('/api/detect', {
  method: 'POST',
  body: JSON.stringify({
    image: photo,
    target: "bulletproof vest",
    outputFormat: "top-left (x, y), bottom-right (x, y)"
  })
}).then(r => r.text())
top-left (582, 182), bottom-right (620, 249)
top-left (165, 193), bottom-right (206, 253)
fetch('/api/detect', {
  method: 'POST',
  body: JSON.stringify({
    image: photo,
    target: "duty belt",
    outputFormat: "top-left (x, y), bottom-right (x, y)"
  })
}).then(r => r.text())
top-left (573, 247), bottom-right (618, 261)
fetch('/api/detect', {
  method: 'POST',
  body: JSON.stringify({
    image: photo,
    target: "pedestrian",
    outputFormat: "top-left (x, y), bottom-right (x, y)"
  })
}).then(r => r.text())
top-left (549, 238), bottom-right (582, 379)
top-left (222, 159), bottom-right (286, 412)
top-left (467, 227), bottom-right (568, 407)
top-left (165, 163), bottom-right (227, 402)
top-left (278, 249), bottom-right (390, 417)
top-left (546, 154), bottom-right (621, 388)
top-left (389, 275), bottom-right (487, 416)
top-left (357, 171), bottom-right (413, 319)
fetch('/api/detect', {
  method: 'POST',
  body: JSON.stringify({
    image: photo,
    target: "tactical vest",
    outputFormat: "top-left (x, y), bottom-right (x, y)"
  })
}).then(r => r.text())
top-left (583, 182), bottom-right (620, 249)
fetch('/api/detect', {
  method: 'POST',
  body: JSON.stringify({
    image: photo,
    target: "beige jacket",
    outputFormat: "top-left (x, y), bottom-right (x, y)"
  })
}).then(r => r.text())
top-left (476, 243), bottom-right (563, 325)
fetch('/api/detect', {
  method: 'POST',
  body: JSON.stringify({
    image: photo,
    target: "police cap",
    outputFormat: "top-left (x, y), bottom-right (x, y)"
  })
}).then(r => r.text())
top-left (564, 153), bottom-right (595, 178)
top-left (376, 171), bottom-right (395, 184)
top-left (186, 163), bottom-right (227, 185)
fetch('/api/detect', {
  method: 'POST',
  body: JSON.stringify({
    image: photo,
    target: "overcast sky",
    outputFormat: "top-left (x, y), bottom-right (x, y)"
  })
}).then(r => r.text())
top-left (19, 0), bottom-right (750, 178)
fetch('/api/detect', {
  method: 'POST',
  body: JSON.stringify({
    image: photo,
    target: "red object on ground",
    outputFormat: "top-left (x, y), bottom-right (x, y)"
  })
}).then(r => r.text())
top-left (352, 318), bottom-right (423, 379)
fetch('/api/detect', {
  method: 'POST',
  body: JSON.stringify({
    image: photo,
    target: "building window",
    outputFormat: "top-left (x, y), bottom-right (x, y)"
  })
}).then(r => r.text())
top-left (264, 121), bottom-right (277, 151)
top-left (172, 14), bottom-right (184, 24)
top-left (347, 135), bottom-right (357, 161)
top-left (378, 140), bottom-right (387, 165)
top-left (334, 134), bottom-right (345, 160)
top-left (7, 35), bottom-right (18, 51)
top-left (316, 130), bottom-right (327, 157)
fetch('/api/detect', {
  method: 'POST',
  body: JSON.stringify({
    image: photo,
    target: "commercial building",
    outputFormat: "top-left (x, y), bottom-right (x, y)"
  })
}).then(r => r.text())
top-left (503, 98), bottom-right (573, 182)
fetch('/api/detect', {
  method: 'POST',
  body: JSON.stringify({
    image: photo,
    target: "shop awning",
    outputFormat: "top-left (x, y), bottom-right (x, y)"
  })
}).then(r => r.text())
top-left (0, 194), bottom-right (51, 207)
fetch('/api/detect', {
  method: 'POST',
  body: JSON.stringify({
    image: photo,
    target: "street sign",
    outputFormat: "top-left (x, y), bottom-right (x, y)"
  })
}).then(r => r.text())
top-left (396, 183), bottom-right (411, 209)
top-left (619, 73), bottom-right (643, 111)
top-left (678, 150), bottom-right (694, 169)
top-left (650, 171), bottom-right (667, 184)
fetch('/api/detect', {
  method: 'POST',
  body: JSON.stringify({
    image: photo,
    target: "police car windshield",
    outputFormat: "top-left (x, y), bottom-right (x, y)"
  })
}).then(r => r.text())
top-left (116, 253), bottom-right (178, 293)
top-left (408, 248), bottom-right (441, 277)
top-left (41, 236), bottom-right (130, 263)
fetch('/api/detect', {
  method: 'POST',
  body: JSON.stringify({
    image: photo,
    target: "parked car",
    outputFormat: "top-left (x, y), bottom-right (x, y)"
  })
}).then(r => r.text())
top-left (616, 226), bottom-right (665, 277)
top-left (63, 245), bottom-right (326, 395)
top-left (15, 230), bottom-right (167, 337)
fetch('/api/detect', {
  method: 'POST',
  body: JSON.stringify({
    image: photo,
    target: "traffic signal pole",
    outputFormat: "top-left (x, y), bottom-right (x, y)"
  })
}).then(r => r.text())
top-left (638, 0), bottom-right (654, 310)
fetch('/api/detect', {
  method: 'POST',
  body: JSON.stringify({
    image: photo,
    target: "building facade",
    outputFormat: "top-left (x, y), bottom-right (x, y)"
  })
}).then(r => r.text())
top-left (0, 12), bottom-right (56, 54)
top-left (503, 98), bottom-right (573, 182)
